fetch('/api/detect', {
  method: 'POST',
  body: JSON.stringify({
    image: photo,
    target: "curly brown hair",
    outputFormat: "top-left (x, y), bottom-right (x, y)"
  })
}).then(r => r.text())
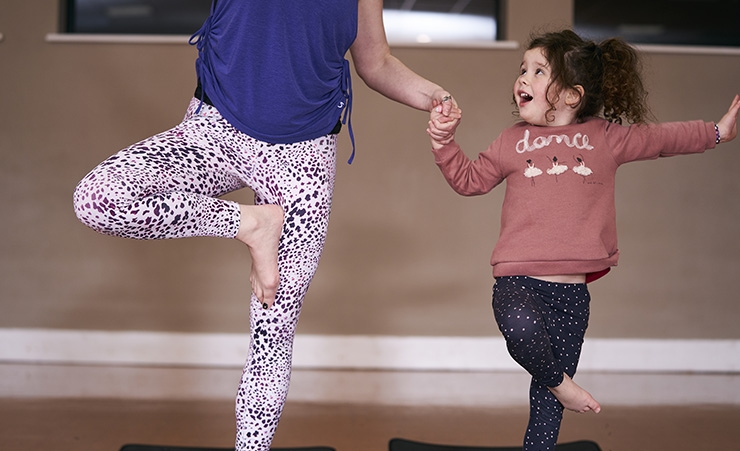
top-left (524, 29), bottom-right (653, 124)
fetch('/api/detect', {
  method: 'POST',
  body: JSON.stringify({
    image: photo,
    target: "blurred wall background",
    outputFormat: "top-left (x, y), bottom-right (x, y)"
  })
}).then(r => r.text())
top-left (1, 0), bottom-right (738, 350)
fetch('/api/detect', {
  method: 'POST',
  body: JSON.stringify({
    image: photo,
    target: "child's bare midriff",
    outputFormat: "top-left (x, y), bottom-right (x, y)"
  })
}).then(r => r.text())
top-left (530, 274), bottom-right (586, 284)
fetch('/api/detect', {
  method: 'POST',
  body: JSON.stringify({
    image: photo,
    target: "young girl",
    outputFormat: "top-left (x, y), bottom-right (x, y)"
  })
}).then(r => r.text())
top-left (426, 29), bottom-right (739, 451)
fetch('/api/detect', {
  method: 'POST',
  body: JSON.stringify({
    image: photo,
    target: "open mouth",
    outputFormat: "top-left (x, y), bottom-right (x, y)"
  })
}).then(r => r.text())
top-left (518, 91), bottom-right (533, 104)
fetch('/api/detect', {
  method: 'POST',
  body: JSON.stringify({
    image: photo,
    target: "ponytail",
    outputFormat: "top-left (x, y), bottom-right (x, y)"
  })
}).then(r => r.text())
top-left (598, 38), bottom-right (652, 124)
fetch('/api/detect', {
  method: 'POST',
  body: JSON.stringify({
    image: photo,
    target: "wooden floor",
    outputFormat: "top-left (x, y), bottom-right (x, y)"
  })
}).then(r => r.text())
top-left (2, 398), bottom-right (740, 451)
top-left (2, 363), bottom-right (740, 450)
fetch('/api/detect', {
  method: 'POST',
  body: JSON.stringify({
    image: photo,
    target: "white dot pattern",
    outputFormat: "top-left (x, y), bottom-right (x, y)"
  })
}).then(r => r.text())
top-left (493, 276), bottom-right (591, 451)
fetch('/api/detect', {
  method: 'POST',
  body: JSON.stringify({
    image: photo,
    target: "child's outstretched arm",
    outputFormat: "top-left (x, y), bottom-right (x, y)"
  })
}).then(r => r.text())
top-left (716, 94), bottom-right (740, 144)
top-left (427, 102), bottom-right (462, 151)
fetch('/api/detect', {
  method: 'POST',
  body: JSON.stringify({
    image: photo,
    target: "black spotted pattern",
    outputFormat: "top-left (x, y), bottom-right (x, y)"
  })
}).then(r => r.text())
top-left (73, 98), bottom-right (337, 451)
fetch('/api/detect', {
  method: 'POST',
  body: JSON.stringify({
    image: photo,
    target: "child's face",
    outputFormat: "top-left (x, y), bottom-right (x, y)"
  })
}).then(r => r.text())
top-left (514, 47), bottom-right (571, 126)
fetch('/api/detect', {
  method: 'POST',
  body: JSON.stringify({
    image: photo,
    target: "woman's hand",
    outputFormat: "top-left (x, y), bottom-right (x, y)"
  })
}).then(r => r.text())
top-left (431, 91), bottom-right (458, 118)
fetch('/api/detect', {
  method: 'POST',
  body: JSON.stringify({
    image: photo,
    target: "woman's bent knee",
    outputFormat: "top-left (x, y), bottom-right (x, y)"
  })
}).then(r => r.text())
top-left (73, 169), bottom-right (125, 236)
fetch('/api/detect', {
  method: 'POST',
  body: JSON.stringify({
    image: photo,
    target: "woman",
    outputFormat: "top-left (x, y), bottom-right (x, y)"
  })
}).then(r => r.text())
top-left (73, 1), bottom-right (456, 449)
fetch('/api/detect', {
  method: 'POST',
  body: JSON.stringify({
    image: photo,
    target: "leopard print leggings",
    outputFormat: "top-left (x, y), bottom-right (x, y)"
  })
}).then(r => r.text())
top-left (73, 98), bottom-right (337, 451)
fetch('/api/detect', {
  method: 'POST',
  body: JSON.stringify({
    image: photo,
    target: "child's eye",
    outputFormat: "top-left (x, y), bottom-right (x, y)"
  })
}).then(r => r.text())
top-left (535, 68), bottom-right (545, 75)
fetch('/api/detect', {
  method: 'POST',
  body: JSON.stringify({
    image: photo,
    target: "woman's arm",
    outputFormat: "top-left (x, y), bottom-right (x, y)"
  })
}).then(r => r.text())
top-left (350, 0), bottom-right (454, 114)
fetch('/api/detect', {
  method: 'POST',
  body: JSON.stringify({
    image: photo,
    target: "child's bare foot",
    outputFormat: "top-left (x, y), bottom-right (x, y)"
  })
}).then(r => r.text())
top-left (234, 204), bottom-right (284, 309)
top-left (548, 373), bottom-right (601, 414)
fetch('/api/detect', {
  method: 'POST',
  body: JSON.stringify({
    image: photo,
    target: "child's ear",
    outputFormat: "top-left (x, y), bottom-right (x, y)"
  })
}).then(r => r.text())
top-left (565, 85), bottom-right (584, 108)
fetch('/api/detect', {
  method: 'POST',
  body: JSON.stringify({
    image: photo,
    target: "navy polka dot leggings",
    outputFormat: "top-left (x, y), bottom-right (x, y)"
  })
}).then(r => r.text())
top-left (73, 99), bottom-right (337, 451)
top-left (493, 276), bottom-right (590, 451)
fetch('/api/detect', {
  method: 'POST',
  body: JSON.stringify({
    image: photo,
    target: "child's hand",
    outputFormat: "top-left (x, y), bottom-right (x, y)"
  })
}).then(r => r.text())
top-left (427, 104), bottom-right (462, 150)
top-left (716, 94), bottom-right (740, 143)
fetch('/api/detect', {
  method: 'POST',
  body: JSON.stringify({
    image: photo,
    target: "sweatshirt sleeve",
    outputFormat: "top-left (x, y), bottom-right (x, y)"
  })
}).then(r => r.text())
top-left (607, 120), bottom-right (716, 165)
top-left (431, 139), bottom-right (506, 196)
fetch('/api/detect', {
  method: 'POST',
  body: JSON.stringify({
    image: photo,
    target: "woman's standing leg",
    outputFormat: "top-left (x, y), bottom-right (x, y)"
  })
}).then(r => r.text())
top-left (233, 134), bottom-right (337, 451)
top-left (493, 277), bottom-right (591, 451)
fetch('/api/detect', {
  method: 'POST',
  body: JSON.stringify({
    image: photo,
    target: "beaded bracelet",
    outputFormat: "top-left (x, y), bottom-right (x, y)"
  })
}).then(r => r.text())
top-left (715, 123), bottom-right (721, 144)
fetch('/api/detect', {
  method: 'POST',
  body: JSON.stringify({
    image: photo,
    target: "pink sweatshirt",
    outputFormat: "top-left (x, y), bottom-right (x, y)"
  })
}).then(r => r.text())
top-left (432, 117), bottom-right (716, 282)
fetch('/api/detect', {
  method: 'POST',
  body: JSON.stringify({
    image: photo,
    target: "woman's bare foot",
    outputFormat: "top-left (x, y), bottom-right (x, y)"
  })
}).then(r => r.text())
top-left (548, 373), bottom-right (601, 414)
top-left (235, 204), bottom-right (284, 309)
